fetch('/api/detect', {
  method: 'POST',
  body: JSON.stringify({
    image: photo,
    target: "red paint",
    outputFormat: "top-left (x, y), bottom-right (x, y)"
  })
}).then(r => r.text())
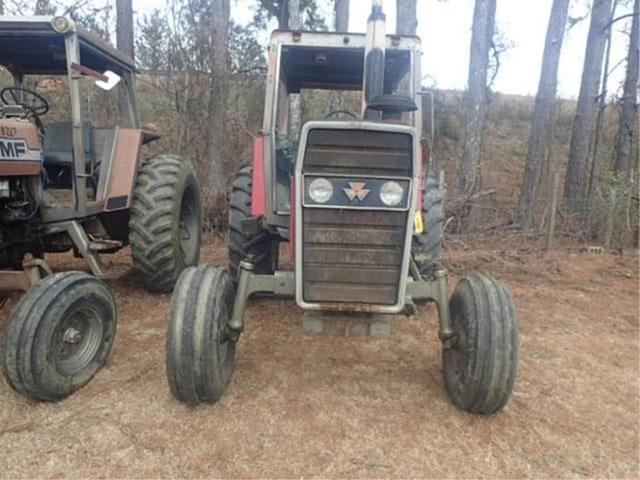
top-left (251, 136), bottom-right (266, 216)
top-left (417, 145), bottom-right (427, 212)
top-left (289, 179), bottom-right (296, 262)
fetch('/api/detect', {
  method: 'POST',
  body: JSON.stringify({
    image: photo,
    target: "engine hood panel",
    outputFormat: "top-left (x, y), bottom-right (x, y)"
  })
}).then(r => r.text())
top-left (0, 119), bottom-right (42, 175)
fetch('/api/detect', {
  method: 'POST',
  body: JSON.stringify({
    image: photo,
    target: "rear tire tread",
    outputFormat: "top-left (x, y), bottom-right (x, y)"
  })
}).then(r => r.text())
top-left (129, 154), bottom-right (201, 293)
top-left (413, 173), bottom-right (444, 279)
top-left (228, 166), bottom-right (277, 279)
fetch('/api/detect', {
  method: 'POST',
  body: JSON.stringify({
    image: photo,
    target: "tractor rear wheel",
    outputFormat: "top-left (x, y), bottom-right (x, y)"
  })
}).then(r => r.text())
top-left (229, 166), bottom-right (278, 280)
top-left (129, 154), bottom-right (201, 293)
top-left (166, 264), bottom-right (236, 405)
top-left (412, 173), bottom-right (444, 279)
top-left (3, 272), bottom-right (117, 401)
top-left (443, 273), bottom-right (519, 414)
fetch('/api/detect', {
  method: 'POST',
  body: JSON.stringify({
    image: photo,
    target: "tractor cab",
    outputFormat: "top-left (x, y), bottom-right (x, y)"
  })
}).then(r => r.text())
top-left (0, 15), bottom-right (142, 219)
top-left (260, 29), bottom-right (423, 228)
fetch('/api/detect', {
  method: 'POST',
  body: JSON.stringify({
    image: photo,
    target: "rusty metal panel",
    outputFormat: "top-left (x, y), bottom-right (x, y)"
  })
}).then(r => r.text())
top-left (0, 160), bottom-right (40, 176)
top-left (103, 129), bottom-right (142, 212)
top-left (304, 282), bottom-right (397, 304)
top-left (305, 209), bottom-right (405, 226)
top-left (306, 148), bottom-right (409, 171)
top-left (303, 129), bottom-right (412, 177)
top-left (304, 246), bottom-right (402, 266)
top-left (0, 119), bottom-right (42, 176)
top-left (0, 120), bottom-right (42, 149)
top-left (305, 226), bottom-right (404, 246)
top-left (0, 271), bottom-right (31, 292)
top-left (304, 266), bottom-right (399, 284)
top-left (307, 129), bottom-right (412, 152)
top-left (302, 208), bottom-right (406, 305)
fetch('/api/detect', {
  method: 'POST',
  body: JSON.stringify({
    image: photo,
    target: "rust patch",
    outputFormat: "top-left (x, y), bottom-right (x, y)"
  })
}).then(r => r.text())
top-left (0, 160), bottom-right (40, 176)
top-left (0, 270), bottom-right (31, 292)
top-left (0, 119), bottom-right (41, 150)
top-left (103, 129), bottom-right (142, 211)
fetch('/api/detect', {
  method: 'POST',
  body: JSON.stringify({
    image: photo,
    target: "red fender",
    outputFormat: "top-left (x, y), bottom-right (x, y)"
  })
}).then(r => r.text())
top-left (417, 145), bottom-right (427, 212)
top-left (251, 136), bottom-right (266, 217)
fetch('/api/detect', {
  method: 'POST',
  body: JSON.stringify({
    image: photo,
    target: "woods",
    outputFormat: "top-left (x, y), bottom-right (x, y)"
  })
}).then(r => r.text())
top-left (0, 0), bottom-right (637, 246)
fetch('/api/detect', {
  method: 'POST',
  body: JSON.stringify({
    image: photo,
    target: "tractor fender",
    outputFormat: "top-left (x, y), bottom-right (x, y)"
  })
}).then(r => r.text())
top-left (251, 135), bottom-right (266, 217)
top-left (100, 129), bottom-right (143, 211)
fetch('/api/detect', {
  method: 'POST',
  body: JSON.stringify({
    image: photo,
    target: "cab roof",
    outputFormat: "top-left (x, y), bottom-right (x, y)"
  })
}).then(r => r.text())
top-left (0, 16), bottom-right (136, 76)
top-left (269, 30), bottom-right (421, 92)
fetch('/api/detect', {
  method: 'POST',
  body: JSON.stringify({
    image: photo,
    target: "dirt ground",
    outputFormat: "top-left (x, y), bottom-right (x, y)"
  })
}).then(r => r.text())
top-left (0, 235), bottom-right (638, 479)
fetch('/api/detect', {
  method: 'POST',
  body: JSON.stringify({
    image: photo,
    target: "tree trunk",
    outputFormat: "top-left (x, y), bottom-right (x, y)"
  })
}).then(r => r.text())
top-left (517, 0), bottom-right (570, 229)
top-left (613, 0), bottom-right (639, 179)
top-left (116, 0), bottom-right (134, 123)
top-left (564, 0), bottom-right (613, 214)
top-left (289, 0), bottom-right (301, 29)
top-left (116, 0), bottom-right (135, 60)
top-left (587, 0), bottom-right (617, 208)
top-left (207, 0), bottom-right (230, 192)
top-left (279, 0), bottom-right (290, 29)
top-left (396, 0), bottom-right (417, 35)
top-left (458, 0), bottom-right (496, 195)
top-left (34, 0), bottom-right (48, 14)
top-left (335, 0), bottom-right (349, 32)
top-left (328, 0), bottom-right (350, 113)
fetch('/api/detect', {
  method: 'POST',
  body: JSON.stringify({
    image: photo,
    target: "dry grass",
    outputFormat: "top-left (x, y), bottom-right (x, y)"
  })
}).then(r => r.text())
top-left (0, 236), bottom-right (638, 478)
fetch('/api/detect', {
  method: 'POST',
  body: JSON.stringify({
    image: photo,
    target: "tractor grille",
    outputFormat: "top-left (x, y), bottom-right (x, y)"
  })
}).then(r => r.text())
top-left (301, 128), bottom-right (413, 307)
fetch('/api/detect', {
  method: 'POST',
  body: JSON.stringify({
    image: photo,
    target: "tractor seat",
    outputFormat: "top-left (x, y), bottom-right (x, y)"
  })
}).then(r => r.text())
top-left (43, 121), bottom-right (93, 167)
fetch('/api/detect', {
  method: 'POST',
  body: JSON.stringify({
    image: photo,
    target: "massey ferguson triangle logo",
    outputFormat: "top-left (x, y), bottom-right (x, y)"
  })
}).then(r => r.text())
top-left (343, 182), bottom-right (370, 202)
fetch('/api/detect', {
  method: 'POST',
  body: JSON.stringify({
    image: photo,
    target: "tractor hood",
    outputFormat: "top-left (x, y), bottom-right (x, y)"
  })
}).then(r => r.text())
top-left (0, 118), bottom-right (42, 176)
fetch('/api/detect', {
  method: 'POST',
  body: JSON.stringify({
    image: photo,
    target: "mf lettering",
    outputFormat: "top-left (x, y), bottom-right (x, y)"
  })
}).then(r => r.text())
top-left (0, 139), bottom-right (28, 159)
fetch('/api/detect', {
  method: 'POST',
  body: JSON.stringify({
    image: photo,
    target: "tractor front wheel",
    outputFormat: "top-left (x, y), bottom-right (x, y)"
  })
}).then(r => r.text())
top-left (3, 272), bottom-right (117, 401)
top-left (166, 264), bottom-right (236, 405)
top-left (443, 273), bottom-right (519, 414)
top-left (129, 154), bottom-right (202, 293)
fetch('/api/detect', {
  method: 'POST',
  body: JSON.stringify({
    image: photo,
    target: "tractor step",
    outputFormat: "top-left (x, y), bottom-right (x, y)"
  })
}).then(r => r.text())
top-left (302, 311), bottom-right (392, 337)
top-left (89, 239), bottom-right (122, 253)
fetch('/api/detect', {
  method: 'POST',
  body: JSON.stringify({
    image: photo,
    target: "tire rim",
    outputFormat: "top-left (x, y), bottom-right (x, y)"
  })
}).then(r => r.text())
top-left (217, 281), bottom-right (236, 369)
top-left (179, 183), bottom-right (199, 265)
top-left (448, 313), bottom-right (468, 381)
top-left (54, 306), bottom-right (104, 376)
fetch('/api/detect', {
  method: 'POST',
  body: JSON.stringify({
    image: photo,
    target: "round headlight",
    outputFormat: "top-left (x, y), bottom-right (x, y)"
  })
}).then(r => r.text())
top-left (51, 16), bottom-right (72, 33)
top-left (380, 181), bottom-right (404, 207)
top-left (308, 178), bottom-right (333, 204)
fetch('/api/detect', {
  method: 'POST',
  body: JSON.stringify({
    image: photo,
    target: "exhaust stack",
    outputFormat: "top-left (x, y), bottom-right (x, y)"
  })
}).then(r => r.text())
top-left (362, 0), bottom-right (386, 117)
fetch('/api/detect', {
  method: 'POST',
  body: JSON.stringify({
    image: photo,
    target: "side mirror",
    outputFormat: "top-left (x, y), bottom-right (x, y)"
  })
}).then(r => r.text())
top-left (95, 71), bottom-right (121, 91)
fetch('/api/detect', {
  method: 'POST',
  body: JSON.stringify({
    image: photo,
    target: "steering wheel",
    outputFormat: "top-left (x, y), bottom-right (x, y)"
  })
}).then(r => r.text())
top-left (0, 87), bottom-right (49, 116)
top-left (325, 110), bottom-right (357, 120)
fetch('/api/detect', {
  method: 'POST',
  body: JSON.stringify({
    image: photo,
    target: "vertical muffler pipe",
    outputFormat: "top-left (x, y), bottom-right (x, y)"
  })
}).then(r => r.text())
top-left (362, 0), bottom-right (386, 119)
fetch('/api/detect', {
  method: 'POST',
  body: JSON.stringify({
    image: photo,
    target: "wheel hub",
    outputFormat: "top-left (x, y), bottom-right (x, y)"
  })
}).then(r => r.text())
top-left (63, 327), bottom-right (82, 344)
top-left (55, 307), bottom-right (104, 375)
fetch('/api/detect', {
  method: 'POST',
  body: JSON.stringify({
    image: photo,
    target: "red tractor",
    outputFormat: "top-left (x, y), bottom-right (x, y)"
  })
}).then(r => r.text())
top-left (166, 1), bottom-right (518, 414)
